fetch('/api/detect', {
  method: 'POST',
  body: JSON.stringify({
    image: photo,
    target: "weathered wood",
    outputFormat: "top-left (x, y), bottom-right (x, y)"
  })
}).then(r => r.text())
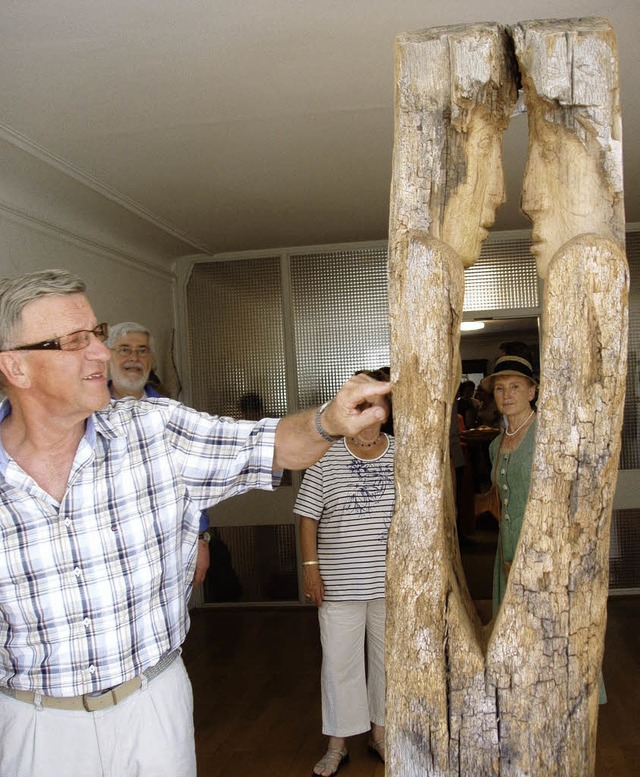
top-left (387, 17), bottom-right (628, 777)
top-left (515, 17), bottom-right (625, 278)
top-left (489, 19), bottom-right (628, 776)
top-left (387, 23), bottom-right (516, 777)
top-left (488, 236), bottom-right (627, 776)
top-left (388, 23), bottom-right (517, 268)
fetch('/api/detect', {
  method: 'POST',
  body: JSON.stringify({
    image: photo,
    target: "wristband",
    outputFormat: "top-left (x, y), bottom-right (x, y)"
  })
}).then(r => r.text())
top-left (315, 401), bottom-right (343, 443)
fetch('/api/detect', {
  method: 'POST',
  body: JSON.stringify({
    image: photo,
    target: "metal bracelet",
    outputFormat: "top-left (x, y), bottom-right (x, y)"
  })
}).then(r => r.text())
top-left (314, 401), bottom-right (343, 443)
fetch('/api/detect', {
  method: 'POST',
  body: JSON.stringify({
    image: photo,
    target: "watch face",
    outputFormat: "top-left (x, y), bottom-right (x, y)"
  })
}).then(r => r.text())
top-left (199, 531), bottom-right (211, 544)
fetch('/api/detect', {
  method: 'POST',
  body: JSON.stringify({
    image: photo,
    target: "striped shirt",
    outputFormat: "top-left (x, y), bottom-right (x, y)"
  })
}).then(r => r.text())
top-left (294, 436), bottom-right (395, 601)
top-left (0, 397), bottom-right (278, 697)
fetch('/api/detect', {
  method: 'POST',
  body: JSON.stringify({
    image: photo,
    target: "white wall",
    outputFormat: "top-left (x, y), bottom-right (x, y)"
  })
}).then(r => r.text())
top-left (0, 211), bottom-right (176, 380)
top-left (0, 136), bottom-right (208, 386)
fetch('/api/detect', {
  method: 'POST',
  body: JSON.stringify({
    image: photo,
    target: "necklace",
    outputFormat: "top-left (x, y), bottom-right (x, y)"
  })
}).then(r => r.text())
top-left (349, 434), bottom-right (382, 448)
top-left (505, 410), bottom-right (535, 437)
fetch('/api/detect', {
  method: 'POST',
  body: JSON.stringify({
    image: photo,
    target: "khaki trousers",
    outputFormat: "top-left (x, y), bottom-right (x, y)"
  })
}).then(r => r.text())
top-left (0, 655), bottom-right (196, 777)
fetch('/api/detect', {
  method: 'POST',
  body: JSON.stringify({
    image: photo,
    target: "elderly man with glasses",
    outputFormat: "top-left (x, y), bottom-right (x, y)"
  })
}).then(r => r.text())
top-left (107, 321), bottom-right (211, 589)
top-left (0, 268), bottom-right (390, 777)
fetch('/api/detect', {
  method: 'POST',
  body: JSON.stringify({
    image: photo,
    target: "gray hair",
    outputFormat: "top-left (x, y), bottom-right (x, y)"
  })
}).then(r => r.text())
top-left (0, 269), bottom-right (86, 350)
top-left (106, 321), bottom-right (156, 355)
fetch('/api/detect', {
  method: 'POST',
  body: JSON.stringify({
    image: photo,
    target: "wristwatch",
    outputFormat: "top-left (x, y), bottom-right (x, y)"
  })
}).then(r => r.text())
top-left (198, 531), bottom-right (211, 544)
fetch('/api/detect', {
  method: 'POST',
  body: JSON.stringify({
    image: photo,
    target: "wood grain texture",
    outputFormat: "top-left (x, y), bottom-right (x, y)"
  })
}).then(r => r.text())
top-left (386, 17), bottom-right (628, 777)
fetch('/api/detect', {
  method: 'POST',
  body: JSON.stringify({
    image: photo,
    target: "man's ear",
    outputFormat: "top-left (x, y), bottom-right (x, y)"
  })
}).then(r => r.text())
top-left (0, 352), bottom-right (32, 389)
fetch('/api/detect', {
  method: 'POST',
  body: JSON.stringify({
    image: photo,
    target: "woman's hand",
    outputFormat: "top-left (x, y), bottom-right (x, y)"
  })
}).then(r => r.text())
top-left (303, 565), bottom-right (325, 607)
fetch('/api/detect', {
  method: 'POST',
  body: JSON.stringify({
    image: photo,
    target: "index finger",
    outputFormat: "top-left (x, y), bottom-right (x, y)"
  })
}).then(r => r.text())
top-left (346, 373), bottom-right (391, 404)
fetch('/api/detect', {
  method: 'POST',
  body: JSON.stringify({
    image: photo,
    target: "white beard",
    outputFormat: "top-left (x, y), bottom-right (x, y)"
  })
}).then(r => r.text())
top-left (110, 364), bottom-right (149, 397)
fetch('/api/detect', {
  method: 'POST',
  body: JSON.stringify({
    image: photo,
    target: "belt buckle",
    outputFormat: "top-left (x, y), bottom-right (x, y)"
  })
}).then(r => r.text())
top-left (82, 688), bottom-right (115, 712)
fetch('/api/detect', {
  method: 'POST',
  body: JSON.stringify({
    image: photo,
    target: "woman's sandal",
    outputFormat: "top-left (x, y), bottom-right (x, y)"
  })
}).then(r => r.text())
top-left (368, 737), bottom-right (385, 762)
top-left (312, 747), bottom-right (349, 776)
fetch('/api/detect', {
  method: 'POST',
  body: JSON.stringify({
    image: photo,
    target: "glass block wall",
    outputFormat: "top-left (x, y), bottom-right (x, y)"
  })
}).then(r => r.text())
top-left (612, 230), bottom-right (640, 592)
top-left (186, 258), bottom-right (288, 419)
top-left (290, 246), bottom-right (390, 408)
top-left (203, 525), bottom-right (298, 603)
top-left (464, 236), bottom-right (539, 311)
top-left (610, 509), bottom-right (640, 589)
top-left (620, 230), bottom-right (640, 470)
top-left (184, 228), bottom-right (639, 601)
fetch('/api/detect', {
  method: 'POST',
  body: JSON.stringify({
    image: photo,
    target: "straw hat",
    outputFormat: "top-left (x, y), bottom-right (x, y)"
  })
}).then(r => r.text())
top-left (483, 355), bottom-right (538, 390)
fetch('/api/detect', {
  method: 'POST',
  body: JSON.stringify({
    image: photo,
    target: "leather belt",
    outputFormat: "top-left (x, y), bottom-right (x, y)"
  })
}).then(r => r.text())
top-left (0, 649), bottom-right (180, 712)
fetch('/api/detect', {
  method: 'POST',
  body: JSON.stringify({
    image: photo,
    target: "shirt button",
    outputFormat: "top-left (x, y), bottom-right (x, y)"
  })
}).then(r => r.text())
top-left (64, 519), bottom-right (71, 528)
top-left (88, 665), bottom-right (96, 674)
top-left (83, 618), bottom-right (91, 627)
top-left (73, 567), bottom-right (81, 577)
top-left (504, 498), bottom-right (508, 505)
top-left (501, 469), bottom-right (506, 475)
top-left (502, 484), bottom-right (508, 490)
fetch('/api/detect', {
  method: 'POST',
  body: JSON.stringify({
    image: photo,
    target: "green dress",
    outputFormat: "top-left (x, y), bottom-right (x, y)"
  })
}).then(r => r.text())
top-left (489, 418), bottom-right (537, 616)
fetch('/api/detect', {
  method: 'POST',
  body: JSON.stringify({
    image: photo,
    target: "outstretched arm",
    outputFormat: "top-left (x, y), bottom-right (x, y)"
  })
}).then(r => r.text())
top-left (273, 373), bottom-right (391, 470)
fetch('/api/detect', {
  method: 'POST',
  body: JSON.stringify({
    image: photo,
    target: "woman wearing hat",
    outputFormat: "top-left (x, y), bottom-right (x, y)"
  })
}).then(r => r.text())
top-left (485, 355), bottom-right (538, 614)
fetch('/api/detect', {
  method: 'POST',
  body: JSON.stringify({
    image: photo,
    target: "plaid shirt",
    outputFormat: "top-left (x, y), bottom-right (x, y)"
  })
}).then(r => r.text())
top-left (0, 396), bottom-right (279, 697)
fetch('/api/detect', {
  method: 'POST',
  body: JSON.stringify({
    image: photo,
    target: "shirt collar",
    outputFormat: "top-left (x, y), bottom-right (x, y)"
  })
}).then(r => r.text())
top-left (0, 396), bottom-right (113, 457)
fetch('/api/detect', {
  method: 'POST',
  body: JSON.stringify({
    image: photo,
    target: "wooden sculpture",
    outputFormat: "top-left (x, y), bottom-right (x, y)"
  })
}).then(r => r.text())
top-left (386, 17), bottom-right (627, 777)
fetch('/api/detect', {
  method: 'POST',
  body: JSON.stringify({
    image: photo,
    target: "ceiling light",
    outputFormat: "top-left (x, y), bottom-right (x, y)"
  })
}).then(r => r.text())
top-left (460, 322), bottom-right (485, 331)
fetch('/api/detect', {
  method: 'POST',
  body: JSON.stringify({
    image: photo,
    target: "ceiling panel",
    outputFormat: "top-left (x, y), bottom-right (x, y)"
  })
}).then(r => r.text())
top-left (0, 0), bottom-right (636, 262)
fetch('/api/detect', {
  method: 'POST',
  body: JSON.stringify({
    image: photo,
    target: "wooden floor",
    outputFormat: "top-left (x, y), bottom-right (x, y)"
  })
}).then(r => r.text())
top-left (182, 596), bottom-right (639, 776)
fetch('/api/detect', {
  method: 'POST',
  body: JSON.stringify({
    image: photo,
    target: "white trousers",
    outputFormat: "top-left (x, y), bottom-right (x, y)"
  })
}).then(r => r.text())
top-left (0, 655), bottom-right (196, 777)
top-left (318, 598), bottom-right (386, 737)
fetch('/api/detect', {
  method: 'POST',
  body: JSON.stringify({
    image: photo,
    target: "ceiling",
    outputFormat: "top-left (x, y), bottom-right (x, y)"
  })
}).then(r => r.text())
top-left (1, 1), bottom-right (638, 267)
top-left (460, 317), bottom-right (540, 346)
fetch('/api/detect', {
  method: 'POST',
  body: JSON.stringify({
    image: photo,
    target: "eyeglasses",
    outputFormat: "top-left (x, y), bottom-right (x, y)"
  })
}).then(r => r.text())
top-left (112, 345), bottom-right (151, 358)
top-left (3, 323), bottom-right (109, 352)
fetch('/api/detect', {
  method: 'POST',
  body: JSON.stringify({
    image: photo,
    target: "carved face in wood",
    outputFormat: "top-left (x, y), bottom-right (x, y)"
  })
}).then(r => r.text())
top-left (521, 121), bottom-right (614, 277)
top-left (441, 111), bottom-right (506, 266)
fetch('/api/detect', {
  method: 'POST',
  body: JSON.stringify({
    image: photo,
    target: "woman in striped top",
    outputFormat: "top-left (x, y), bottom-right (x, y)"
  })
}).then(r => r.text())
top-left (295, 369), bottom-right (394, 777)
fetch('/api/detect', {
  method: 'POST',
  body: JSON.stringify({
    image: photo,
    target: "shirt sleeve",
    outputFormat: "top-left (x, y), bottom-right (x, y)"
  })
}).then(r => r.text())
top-left (156, 400), bottom-right (280, 507)
top-left (293, 460), bottom-right (324, 521)
top-left (99, 398), bottom-right (281, 511)
top-left (198, 511), bottom-right (210, 532)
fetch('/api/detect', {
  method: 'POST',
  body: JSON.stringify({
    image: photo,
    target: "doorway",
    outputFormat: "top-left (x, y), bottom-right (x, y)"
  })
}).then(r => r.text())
top-left (457, 315), bottom-right (540, 621)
